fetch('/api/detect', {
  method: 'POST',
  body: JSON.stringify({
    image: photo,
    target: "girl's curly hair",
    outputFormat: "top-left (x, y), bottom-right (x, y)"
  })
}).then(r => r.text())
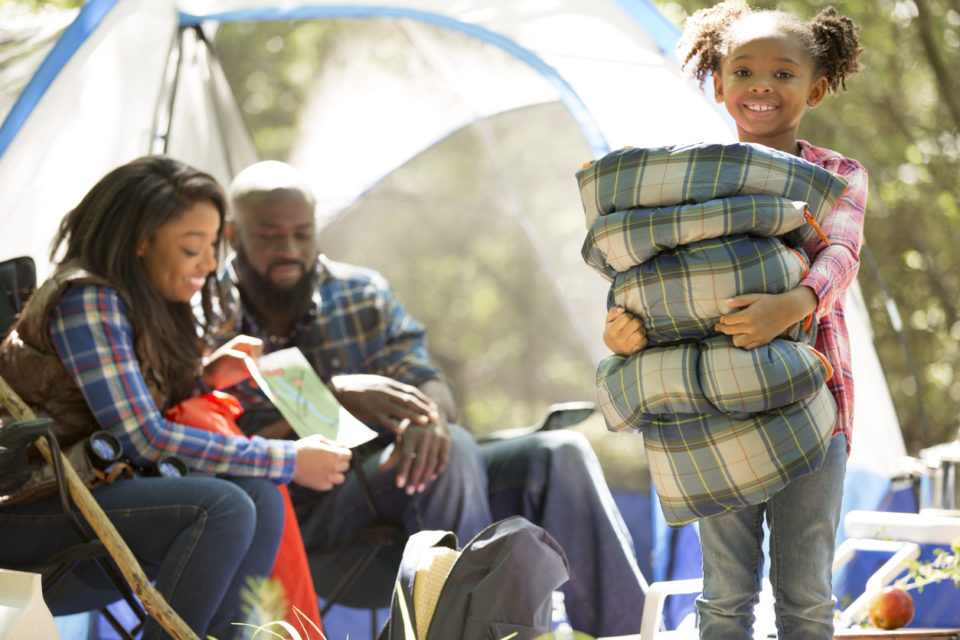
top-left (677, 0), bottom-right (864, 95)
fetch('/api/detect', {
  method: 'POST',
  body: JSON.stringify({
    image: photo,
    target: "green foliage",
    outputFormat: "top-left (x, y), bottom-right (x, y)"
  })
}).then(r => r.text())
top-left (238, 575), bottom-right (293, 634)
top-left (897, 536), bottom-right (960, 593)
top-left (214, 20), bottom-right (350, 160)
top-left (658, 0), bottom-right (960, 453)
top-left (0, 0), bottom-right (80, 8)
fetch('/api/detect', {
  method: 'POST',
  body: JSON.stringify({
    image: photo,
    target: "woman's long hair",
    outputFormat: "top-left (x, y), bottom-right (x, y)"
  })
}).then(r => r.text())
top-left (50, 156), bottom-right (226, 403)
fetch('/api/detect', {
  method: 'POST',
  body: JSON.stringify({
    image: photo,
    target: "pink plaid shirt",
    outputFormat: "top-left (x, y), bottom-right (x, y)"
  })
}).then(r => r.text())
top-left (798, 140), bottom-right (868, 453)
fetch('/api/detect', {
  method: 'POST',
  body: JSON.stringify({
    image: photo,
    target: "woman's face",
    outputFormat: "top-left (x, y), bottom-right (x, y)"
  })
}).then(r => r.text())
top-left (138, 200), bottom-right (220, 303)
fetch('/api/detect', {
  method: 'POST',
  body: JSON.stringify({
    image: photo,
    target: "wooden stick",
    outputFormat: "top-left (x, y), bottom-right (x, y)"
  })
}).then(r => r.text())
top-left (0, 374), bottom-right (200, 640)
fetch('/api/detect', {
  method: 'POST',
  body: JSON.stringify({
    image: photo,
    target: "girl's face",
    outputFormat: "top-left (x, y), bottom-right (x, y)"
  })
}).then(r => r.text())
top-left (713, 24), bottom-right (828, 154)
top-left (138, 201), bottom-right (220, 303)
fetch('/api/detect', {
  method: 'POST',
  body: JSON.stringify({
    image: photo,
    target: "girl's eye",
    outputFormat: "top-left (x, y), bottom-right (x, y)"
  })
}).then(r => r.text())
top-left (181, 247), bottom-right (200, 257)
top-left (775, 71), bottom-right (794, 79)
top-left (733, 69), bottom-right (751, 78)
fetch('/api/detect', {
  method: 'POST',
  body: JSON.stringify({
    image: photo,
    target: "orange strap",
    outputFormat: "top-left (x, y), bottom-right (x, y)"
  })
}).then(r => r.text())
top-left (803, 207), bottom-right (832, 246)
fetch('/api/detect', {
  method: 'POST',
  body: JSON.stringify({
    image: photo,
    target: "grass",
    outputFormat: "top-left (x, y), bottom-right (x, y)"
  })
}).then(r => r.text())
top-left (220, 576), bottom-right (596, 640)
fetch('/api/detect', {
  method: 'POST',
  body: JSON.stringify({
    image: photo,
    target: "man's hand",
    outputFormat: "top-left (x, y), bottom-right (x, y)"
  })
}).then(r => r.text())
top-left (604, 307), bottom-right (647, 355)
top-left (715, 287), bottom-right (819, 350)
top-left (329, 374), bottom-right (439, 431)
top-left (380, 418), bottom-right (452, 495)
top-left (292, 435), bottom-right (352, 491)
top-left (202, 335), bottom-right (263, 389)
top-left (330, 374), bottom-right (453, 494)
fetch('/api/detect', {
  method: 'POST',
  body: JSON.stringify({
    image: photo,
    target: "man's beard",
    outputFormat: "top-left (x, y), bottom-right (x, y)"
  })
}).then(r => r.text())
top-left (234, 245), bottom-right (316, 318)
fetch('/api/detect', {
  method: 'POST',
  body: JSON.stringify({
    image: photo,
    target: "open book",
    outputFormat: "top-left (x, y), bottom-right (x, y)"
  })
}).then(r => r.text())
top-left (250, 347), bottom-right (378, 448)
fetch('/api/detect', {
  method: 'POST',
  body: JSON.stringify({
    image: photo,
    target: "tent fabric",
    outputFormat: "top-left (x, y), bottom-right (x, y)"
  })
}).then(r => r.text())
top-left (0, 0), bottom-right (733, 281)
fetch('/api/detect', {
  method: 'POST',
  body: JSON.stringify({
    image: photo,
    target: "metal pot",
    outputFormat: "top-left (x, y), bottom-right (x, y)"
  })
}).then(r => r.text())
top-left (918, 440), bottom-right (960, 517)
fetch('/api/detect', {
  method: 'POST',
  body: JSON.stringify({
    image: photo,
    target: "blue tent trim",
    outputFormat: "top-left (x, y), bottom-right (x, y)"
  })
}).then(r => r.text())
top-left (609, 0), bottom-right (681, 59)
top-left (178, 4), bottom-right (611, 157)
top-left (0, 1), bottom-right (699, 164)
top-left (0, 0), bottom-right (120, 160)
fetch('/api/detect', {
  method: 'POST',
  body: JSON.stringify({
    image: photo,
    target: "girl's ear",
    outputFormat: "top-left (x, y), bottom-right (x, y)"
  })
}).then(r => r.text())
top-left (713, 72), bottom-right (725, 103)
top-left (806, 76), bottom-right (828, 109)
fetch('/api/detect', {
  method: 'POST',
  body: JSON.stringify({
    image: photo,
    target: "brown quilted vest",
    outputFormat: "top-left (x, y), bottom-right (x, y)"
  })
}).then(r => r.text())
top-left (0, 263), bottom-right (170, 449)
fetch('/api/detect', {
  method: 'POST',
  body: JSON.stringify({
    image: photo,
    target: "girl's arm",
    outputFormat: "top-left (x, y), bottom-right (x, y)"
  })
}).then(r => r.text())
top-left (603, 307), bottom-right (647, 355)
top-left (800, 157), bottom-right (868, 320)
top-left (716, 157), bottom-right (868, 349)
top-left (48, 284), bottom-right (297, 481)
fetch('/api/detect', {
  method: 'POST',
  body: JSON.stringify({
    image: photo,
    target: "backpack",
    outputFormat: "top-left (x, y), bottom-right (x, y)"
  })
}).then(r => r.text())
top-left (378, 516), bottom-right (570, 640)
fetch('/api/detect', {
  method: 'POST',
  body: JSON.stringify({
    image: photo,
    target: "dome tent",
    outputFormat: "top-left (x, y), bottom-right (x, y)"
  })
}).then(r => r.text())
top-left (0, 1), bottom-right (907, 637)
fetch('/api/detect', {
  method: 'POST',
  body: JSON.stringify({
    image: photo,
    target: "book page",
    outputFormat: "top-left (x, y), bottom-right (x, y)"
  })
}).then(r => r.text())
top-left (251, 347), bottom-right (378, 448)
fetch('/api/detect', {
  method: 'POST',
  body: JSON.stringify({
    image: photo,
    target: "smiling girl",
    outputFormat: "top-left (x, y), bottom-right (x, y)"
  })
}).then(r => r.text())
top-left (604, 1), bottom-right (866, 637)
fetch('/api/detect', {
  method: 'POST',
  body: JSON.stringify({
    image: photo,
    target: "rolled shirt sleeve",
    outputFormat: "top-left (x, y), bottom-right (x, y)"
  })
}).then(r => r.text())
top-left (48, 284), bottom-right (297, 483)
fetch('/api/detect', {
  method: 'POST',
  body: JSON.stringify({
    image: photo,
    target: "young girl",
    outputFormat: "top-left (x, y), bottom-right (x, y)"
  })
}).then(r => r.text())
top-left (605, 2), bottom-right (866, 637)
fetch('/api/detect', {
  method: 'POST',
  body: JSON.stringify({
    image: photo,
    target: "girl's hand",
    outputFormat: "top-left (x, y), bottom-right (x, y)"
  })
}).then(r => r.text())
top-left (202, 335), bottom-right (263, 389)
top-left (604, 307), bottom-right (647, 355)
top-left (715, 288), bottom-right (818, 350)
top-left (292, 435), bottom-right (352, 491)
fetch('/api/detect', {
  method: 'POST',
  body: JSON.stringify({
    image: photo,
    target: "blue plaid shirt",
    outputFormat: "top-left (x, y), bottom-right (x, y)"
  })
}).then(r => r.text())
top-left (212, 254), bottom-right (445, 409)
top-left (48, 284), bottom-right (297, 481)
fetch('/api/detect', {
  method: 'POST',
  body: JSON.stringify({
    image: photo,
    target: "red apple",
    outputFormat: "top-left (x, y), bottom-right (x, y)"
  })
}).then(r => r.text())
top-left (868, 586), bottom-right (915, 630)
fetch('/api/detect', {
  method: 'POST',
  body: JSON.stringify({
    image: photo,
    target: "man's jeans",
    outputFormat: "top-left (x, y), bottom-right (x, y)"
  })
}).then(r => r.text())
top-left (292, 425), bottom-right (649, 638)
top-left (697, 433), bottom-right (848, 640)
top-left (0, 475), bottom-right (285, 640)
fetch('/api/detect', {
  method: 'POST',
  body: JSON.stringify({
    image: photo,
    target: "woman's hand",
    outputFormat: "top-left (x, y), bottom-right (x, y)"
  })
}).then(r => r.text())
top-left (715, 287), bottom-right (819, 350)
top-left (291, 435), bottom-right (352, 491)
top-left (604, 307), bottom-right (647, 355)
top-left (202, 335), bottom-right (263, 389)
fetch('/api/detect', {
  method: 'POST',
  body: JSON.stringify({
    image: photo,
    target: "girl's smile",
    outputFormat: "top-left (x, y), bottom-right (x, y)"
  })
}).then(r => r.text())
top-left (712, 19), bottom-right (827, 154)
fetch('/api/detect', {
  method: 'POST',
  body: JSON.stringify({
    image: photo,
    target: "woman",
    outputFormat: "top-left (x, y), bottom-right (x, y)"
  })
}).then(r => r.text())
top-left (0, 156), bottom-right (351, 639)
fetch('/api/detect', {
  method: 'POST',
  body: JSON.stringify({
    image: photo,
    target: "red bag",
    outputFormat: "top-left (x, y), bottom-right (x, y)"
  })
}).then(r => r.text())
top-left (165, 392), bottom-right (323, 635)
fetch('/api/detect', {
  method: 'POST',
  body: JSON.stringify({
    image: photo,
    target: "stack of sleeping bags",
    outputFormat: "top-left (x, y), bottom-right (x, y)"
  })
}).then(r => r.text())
top-left (576, 142), bottom-right (849, 526)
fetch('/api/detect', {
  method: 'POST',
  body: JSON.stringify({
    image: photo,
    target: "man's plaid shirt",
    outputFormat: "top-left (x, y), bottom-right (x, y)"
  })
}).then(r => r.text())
top-left (211, 254), bottom-right (445, 410)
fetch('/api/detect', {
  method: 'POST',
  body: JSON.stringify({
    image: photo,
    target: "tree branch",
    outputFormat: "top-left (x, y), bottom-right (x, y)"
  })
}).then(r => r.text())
top-left (913, 0), bottom-right (960, 130)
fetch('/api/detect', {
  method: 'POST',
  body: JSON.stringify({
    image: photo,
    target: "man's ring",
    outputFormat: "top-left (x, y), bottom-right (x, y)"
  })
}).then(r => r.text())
top-left (407, 452), bottom-right (417, 459)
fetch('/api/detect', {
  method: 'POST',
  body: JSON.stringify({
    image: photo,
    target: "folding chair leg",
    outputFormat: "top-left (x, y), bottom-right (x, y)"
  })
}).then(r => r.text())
top-left (0, 373), bottom-right (198, 640)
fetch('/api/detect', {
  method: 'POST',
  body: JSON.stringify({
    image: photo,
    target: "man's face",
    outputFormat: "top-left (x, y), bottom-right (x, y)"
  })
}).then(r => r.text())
top-left (229, 197), bottom-right (317, 290)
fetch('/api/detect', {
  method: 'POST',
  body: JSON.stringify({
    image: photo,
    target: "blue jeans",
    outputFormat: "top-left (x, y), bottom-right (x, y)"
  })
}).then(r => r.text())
top-left (291, 423), bottom-right (492, 548)
top-left (697, 434), bottom-right (848, 639)
top-left (483, 429), bottom-right (648, 637)
top-left (0, 475), bottom-right (284, 640)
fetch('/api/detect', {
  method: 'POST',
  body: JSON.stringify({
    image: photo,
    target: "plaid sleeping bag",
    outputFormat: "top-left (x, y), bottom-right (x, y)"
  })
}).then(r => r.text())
top-left (576, 142), bottom-right (849, 526)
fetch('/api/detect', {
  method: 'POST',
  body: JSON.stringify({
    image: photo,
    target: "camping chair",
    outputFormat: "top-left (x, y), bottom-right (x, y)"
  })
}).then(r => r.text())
top-left (0, 418), bottom-right (148, 639)
top-left (0, 255), bottom-right (36, 335)
top-left (638, 509), bottom-right (960, 639)
top-left (308, 455), bottom-right (408, 637)
top-left (0, 255), bottom-right (198, 640)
